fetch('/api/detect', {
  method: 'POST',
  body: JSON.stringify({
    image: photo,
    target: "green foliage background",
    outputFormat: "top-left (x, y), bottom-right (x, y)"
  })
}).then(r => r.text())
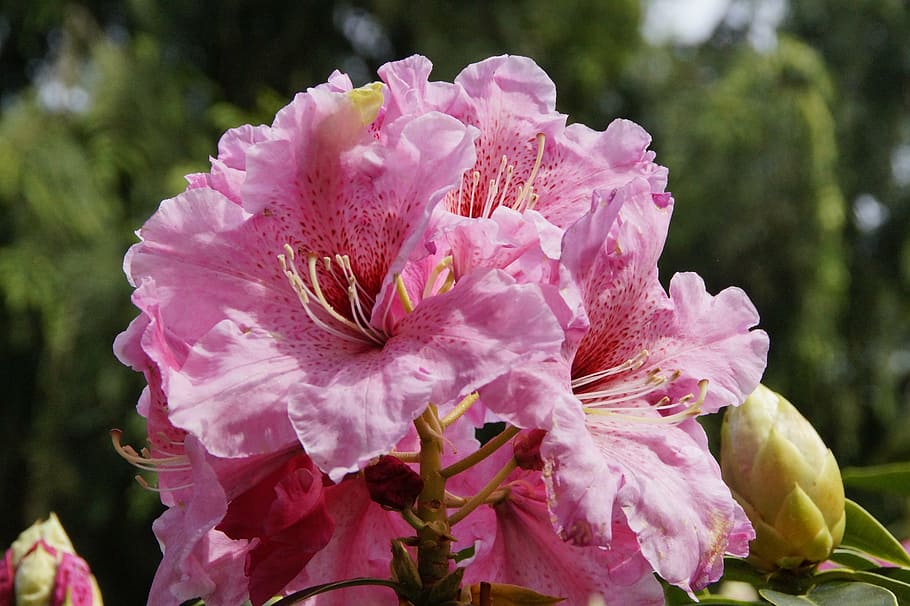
top-left (0, 1), bottom-right (907, 603)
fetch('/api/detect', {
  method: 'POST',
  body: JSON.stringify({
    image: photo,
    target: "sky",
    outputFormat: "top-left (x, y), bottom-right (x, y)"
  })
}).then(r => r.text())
top-left (642, 0), bottom-right (787, 50)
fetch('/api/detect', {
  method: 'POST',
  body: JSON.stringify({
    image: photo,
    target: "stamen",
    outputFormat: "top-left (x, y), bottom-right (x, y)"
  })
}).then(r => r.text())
top-left (469, 170), bottom-right (481, 218)
top-left (134, 475), bottom-right (194, 493)
top-left (422, 256), bottom-right (455, 299)
top-left (394, 274), bottom-right (415, 313)
top-left (439, 392), bottom-right (480, 428)
top-left (578, 369), bottom-right (681, 407)
top-left (481, 155), bottom-right (509, 219)
top-left (583, 380), bottom-right (708, 425)
top-left (278, 244), bottom-right (387, 345)
top-left (455, 133), bottom-right (548, 219)
top-left (111, 430), bottom-right (190, 473)
top-left (512, 133), bottom-right (546, 212)
top-left (572, 350), bottom-right (650, 389)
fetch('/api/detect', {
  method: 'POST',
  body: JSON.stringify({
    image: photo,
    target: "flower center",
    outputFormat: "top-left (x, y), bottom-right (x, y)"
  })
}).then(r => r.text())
top-left (278, 244), bottom-right (388, 345)
top-left (572, 350), bottom-right (706, 424)
top-left (451, 133), bottom-right (546, 219)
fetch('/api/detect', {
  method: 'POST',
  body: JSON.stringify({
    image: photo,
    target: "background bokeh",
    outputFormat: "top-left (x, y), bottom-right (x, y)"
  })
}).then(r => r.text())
top-left (1, 1), bottom-right (908, 603)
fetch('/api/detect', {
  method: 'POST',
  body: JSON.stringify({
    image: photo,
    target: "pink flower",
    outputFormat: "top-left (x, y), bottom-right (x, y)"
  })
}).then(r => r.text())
top-left (464, 470), bottom-right (666, 606)
top-left (532, 181), bottom-right (768, 593)
top-left (216, 454), bottom-right (334, 606)
top-left (378, 55), bottom-right (667, 229)
top-left (115, 299), bottom-right (298, 606)
top-left (121, 73), bottom-right (568, 482)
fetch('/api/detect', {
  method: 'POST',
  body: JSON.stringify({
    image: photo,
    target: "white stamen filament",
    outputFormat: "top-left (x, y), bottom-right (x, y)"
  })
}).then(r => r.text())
top-left (583, 380), bottom-right (708, 424)
top-left (468, 170), bottom-right (481, 218)
top-left (577, 368), bottom-right (682, 407)
top-left (278, 244), bottom-right (386, 345)
top-left (512, 133), bottom-right (546, 212)
top-left (572, 350), bottom-right (650, 389)
top-left (112, 429), bottom-right (193, 493)
top-left (456, 133), bottom-right (547, 219)
top-left (481, 155), bottom-right (509, 220)
top-left (134, 475), bottom-right (195, 493)
top-left (111, 430), bottom-right (190, 472)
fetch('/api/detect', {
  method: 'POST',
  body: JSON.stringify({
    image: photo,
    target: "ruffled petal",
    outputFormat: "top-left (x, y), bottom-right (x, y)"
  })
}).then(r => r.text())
top-left (466, 471), bottom-right (664, 606)
top-left (543, 415), bottom-right (755, 594)
top-left (290, 269), bottom-right (566, 480)
top-left (146, 438), bottom-right (247, 606)
top-left (286, 480), bottom-right (412, 606)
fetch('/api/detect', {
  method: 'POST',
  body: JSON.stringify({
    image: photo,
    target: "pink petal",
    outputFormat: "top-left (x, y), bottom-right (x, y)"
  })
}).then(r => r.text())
top-left (543, 415), bottom-right (755, 593)
top-left (466, 471), bottom-right (664, 606)
top-left (286, 480), bottom-right (412, 606)
top-left (147, 438), bottom-right (247, 606)
top-left (377, 55), bottom-right (462, 121)
top-left (657, 272), bottom-right (770, 413)
top-left (188, 124), bottom-right (274, 204)
top-left (290, 269), bottom-right (567, 481)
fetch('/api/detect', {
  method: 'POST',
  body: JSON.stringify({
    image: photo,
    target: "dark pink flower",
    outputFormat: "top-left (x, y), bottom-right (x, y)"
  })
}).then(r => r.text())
top-left (216, 454), bottom-right (334, 606)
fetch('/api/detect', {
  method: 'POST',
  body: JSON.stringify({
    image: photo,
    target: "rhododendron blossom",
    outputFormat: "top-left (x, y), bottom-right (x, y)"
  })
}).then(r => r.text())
top-left (116, 53), bottom-right (769, 606)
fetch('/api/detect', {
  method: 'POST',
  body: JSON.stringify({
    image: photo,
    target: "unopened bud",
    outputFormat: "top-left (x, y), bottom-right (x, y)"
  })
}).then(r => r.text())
top-left (364, 455), bottom-right (424, 510)
top-left (1, 513), bottom-right (103, 606)
top-left (721, 385), bottom-right (846, 571)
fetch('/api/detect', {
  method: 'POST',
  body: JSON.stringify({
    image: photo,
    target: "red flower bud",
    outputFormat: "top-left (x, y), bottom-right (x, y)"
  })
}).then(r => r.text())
top-left (513, 429), bottom-right (547, 471)
top-left (364, 456), bottom-right (424, 510)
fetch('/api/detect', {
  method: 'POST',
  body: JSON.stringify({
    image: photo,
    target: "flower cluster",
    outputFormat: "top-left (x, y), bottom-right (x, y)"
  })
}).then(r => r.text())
top-left (115, 55), bottom-right (768, 606)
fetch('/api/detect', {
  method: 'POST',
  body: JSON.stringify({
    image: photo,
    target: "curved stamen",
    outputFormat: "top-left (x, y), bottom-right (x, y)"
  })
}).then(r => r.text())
top-left (583, 380), bottom-right (708, 425)
top-left (578, 368), bottom-right (681, 408)
top-left (111, 429), bottom-right (190, 472)
top-left (512, 133), bottom-right (546, 213)
top-left (112, 429), bottom-right (193, 493)
top-left (134, 475), bottom-right (194, 493)
top-left (422, 256), bottom-right (455, 299)
top-left (278, 245), bottom-right (387, 345)
top-left (572, 350), bottom-right (650, 390)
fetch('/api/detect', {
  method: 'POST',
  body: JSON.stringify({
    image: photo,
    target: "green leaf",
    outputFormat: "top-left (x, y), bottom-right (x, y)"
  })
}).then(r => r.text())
top-left (451, 544), bottom-right (476, 563)
top-left (826, 548), bottom-right (886, 570)
top-left (812, 569), bottom-right (910, 603)
top-left (840, 499), bottom-right (910, 566)
top-left (841, 463), bottom-right (910, 495)
top-left (761, 582), bottom-right (897, 605)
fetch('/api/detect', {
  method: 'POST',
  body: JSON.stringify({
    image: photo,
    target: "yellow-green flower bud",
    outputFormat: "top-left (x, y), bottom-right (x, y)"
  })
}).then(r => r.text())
top-left (1, 513), bottom-right (103, 606)
top-left (721, 384), bottom-right (846, 571)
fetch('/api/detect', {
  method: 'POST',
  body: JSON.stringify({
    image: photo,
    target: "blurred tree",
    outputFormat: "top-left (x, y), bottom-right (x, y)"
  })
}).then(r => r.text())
top-left (633, 36), bottom-right (856, 457)
top-left (786, 0), bottom-right (910, 462)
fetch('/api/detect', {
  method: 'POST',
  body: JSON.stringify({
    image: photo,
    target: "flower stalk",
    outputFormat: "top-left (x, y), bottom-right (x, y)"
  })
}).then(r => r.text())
top-left (413, 406), bottom-right (453, 589)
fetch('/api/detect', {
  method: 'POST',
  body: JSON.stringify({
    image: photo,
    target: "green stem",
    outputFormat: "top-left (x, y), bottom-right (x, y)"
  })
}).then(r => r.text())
top-left (440, 425), bottom-right (520, 479)
top-left (448, 457), bottom-right (518, 526)
top-left (414, 407), bottom-right (452, 587)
